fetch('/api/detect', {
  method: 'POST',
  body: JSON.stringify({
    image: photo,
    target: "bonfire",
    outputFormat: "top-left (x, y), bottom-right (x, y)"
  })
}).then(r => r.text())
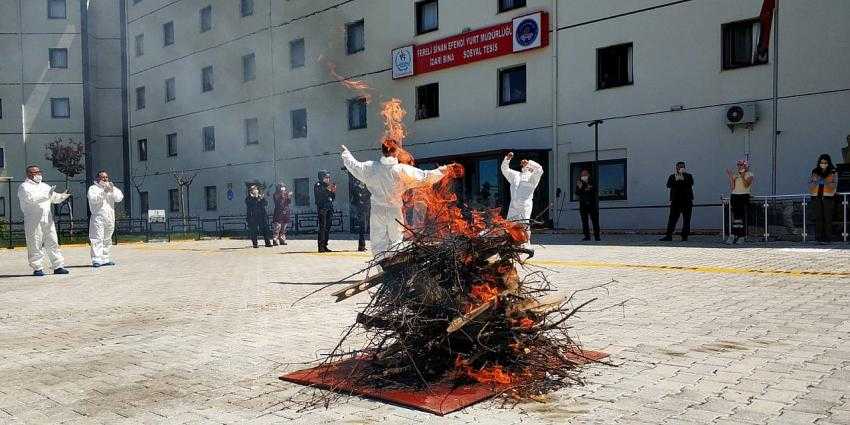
top-left (280, 96), bottom-right (607, 414)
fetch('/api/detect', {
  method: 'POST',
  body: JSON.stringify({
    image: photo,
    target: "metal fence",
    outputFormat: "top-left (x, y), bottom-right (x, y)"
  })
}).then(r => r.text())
top-left (1, 211), bottom-right (347, 248)
top-left (720, 193), bottom-right (849, 243)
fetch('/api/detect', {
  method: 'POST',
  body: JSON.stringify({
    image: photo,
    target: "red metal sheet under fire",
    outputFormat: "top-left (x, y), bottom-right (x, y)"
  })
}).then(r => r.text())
top-left (280, 350), bottom-right (607, 416)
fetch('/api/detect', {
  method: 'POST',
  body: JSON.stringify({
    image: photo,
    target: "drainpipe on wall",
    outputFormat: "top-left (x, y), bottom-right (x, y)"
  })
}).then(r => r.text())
top-left (80, 0), bottom-right (93, 216)
top-left (120, 0), bottom-right (132, 216)
top-left (771, 0), bottom-right (780, 195)
top-left (550, 0), bottom-right (560, 228)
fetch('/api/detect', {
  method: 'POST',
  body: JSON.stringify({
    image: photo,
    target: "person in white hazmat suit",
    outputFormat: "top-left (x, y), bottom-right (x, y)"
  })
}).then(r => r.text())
top-left (500, 152), bottom-right (544, 244)
top-left (88, 170), bottom-right (124, 267)
top-left (340, 143), bottom-right (446, 258)
top-left (17, 165), bottom-right (72, 276)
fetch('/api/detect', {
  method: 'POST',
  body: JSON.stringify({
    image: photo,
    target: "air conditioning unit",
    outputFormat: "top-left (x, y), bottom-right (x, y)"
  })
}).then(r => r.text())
top-left (725, 103), bottom-right (759, 131)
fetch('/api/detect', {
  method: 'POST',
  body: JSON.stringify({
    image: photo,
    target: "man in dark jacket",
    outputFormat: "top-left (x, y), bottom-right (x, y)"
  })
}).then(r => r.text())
top-left (314, 170), bottom-right (336, 252)
top-left (352, 179), bottom-right (371, 252)
top-left (245, 185), bottom-right (272, 248)
top-left (575, 169), bottom-right (600, 241)
top-left (661, 161), bottom-right (694, 241)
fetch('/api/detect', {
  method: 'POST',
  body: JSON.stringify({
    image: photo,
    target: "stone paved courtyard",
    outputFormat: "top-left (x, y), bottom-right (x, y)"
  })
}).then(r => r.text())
top-left (1, 235), bottom-right (849, 424)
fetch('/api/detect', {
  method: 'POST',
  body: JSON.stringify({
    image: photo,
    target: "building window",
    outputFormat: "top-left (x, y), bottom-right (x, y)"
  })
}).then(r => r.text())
top-left (50, 97), bottom-right (70, 118)
top-left (416, 83), bottom-right (439, 119)
top-left (200, 6), bottom-right (212, 32)
top-left (569, 159), bottom-right (628, 201)
top-left (290, 38), bottom-right (305, 69)
top-left (245, 117), bottom-right (259, 145)
top-left (348, 98), bottom-right (367, 130)
top-left (416, 0), bottom-right (439, 35)
top-left (0, 147), bottom-right (4, 168)
top-left (139, 191), bottom-right (149, 215)
top-left (201, 65), bottom-right (213, 92)
top-left (134, 34), bottom-right (144, 57)
top-left (133, 0), bottom-right (142, 4)
top-left (346, 20), bottom-right (365, 55)
top-left (597, 43), bottom-right (633, 90)
top-left (165, 78), bottom-right (175, 102)
top-left (48, 0), bottom-right (67, 19)
top-left (205, 186), bottom-right (218, 211)
top-left (498, 0), bottom-right (526, 13)
top-left (163, 21), bottom-right (174, 46)
top-left (242, 53), bottom-right (256, 82)
top-left (291, 108), bottom-right (307, 139)
top-left (240, 0), bottom-right (254, 17)
top-left (293, 178), bottom-right (310, 207)
top-left (137, 139), bottom-right (148, 161)
top-left (0, 98), bottom-right (3, 118)
top-left (168, 189), bottom-right (180, 212)
top-left (166, 133), bottom-right (177, 157)
top-left (135, 86), bottom-right (145, 109)
top-left (49, 48), bottom-right (68, 69)
top-left (0, 196), bottom-right (5, 217)
top-left (202, 126), bottom-right (215, 151)
top-left (499, 65), bottom-right (526, 106)
top-left (722, 19), bottom-right (768, 70)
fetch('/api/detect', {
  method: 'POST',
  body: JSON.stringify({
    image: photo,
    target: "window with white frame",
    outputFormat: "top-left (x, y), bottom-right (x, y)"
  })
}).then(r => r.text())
top-left (201, 66), bottom-right (213, 92)
top-left (498, 65), bottom-right (526, 106)
top-left (134, 34), bottom-right (144, 57)
top-left (166, 133), bottom-right (177, 157)
top-left (137, 139), bottom-right (148, 161)
top-left (136, 86), bottom-right (145, 109)
top-left (722, 18), bottom-right (768, 70)
top-left (597, 43), bottom-right (633, 90)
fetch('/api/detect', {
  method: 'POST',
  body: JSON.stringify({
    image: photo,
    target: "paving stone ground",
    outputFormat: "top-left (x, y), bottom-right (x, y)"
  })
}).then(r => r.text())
top-left (1, 235), bottom-right (848, 424)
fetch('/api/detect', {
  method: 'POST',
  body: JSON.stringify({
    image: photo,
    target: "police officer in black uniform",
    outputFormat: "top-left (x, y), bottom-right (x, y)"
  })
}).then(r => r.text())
top-left (352, 179), bottom-right (371, 252)
top-left (314, 170), bottom-right (336, 252)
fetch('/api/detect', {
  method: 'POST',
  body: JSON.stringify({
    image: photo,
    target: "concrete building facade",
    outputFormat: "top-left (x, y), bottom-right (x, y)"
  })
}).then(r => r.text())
top-left (8, 0), bottom-right (847, 233)
top-left (0, 0), bottom-right (125, 222)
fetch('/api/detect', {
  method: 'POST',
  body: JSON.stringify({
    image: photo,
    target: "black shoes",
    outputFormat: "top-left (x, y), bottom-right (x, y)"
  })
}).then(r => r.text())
top-left (659, 236), bottom-right (673, 241)
top-left (33, 270), bottom-right (45, 277)
top-left (54, 268), bottom-right (69, 275)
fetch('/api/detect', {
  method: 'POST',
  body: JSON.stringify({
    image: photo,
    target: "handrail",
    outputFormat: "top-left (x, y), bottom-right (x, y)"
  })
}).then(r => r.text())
top-left (720, 192), bottom-right (848, 243)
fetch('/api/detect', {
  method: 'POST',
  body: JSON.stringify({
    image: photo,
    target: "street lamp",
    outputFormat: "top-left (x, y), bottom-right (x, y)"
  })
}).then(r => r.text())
top-left (587, 120), bottom-right (604, 214)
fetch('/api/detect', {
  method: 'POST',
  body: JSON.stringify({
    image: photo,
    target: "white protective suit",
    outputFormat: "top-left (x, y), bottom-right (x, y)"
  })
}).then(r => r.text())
top-left (342, 149), bottom-right (444, 258)
top-left (18, 179), bottom-right (71, 271)
top-left (87, 183), bottom-right (124, 265)
top-left (501, 158), bottom-right (544, 241)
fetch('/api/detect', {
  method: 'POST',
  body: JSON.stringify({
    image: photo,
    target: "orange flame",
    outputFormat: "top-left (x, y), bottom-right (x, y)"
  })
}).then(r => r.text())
top-left (513, 317), bottom-right (535, 329)
top-left (455, 355), bottom-right (513, 385)
top-left (323, 57), bottom-right (373, 104)
top-left (470, 284), bottom-right (500, 304)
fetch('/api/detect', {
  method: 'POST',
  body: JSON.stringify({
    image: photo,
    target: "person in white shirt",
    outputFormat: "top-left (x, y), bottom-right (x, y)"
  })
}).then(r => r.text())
top-left (500, 152), bottom-right (544, 244)
top-left (340, 142), bottom-right (445, 258)
top-left (87, 170), bottom-right (124, 266)
top-left (726, 159), bottom-right (754, 244)
top-left (17, 165), bottom-right (71, 276)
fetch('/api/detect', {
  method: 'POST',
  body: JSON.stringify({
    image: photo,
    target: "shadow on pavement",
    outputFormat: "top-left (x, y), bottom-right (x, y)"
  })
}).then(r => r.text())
top-left (532, 233), bottom-right (849, 250)
top-left (271, 280), bottom-right (358, 286)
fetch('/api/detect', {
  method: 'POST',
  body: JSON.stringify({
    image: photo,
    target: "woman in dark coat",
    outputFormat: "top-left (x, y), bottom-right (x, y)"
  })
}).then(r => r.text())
top-left (271, 183), bottom-right (292, 246)
top-left (246, 185), bottom-right (272, 248)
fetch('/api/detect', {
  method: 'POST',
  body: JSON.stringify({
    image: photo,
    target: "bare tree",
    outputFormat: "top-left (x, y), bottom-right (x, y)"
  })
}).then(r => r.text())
top-left (172, 170), bottom-right (198, 226)
top-left (130, 163), bottom-right (149, 217)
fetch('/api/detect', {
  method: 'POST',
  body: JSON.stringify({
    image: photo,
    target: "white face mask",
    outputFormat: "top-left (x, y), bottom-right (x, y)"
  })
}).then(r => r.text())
top-left (820, 163), bottom-right (828, 170)
top-left (98, 180), bottom-right (108, 187)
top-left (32, 175), bottom-right (43, 184)
top-left (581, 176), bottom-right (589, 182)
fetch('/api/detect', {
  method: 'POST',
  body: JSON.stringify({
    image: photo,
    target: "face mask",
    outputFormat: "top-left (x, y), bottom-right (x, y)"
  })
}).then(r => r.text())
top-left (98, 180), bottom-right (108, 187)
top-left (581, 176), bottom-right (589, 182)
top-left (739, 168), bottom-right (746, 173)
top-left (678, 168), bottom-right (685, 173)
top-left (32, 175), bottom-right (43, 184)
top-left (820, 163), bottom-right (828, 170)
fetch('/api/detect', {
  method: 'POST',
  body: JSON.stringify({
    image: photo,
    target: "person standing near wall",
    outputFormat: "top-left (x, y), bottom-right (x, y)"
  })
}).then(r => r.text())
top-left (352, 179), bottom-right (371, 252)
top-left (271, 183), bottom-right (291, 246)
top-left (88, 170), bottom-right (124, 266)
top-left (660, 161), bottom-right (694, 242)
top-left (809, 154), bottom-right (838, 244)
top-left (500, 152), bottom-right (544, 245)
top-left (575, 169), bottom-right (600, 241)
top-left (314, 171), bottom-right (336, 252)
top-left (18, 165), bottom-right (71, 276)
top-left (725, 160), bottom-right (754, 244)
top-left (245, 185), bottom-right (272, 248)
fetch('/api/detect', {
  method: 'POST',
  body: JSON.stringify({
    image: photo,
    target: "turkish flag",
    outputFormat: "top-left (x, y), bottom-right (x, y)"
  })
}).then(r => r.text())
top-left (756, 0), bottom-right (776, 62)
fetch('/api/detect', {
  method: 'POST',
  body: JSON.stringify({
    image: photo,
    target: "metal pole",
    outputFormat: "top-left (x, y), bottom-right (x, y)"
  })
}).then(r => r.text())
top-left (771, 0), bottom-right (780, 195)
top-left (588, 120), bottom-right (603, 218)
top-left (842, 193), bottom-right (848, 243)
top-left (6, 178), bottom-right (12, 249)
top-left (801, 196), bottom-right (808, 243)
top-left (763, 199), bottom-right (770, 243)
top-left (720, 197), bottom-right (727, 241)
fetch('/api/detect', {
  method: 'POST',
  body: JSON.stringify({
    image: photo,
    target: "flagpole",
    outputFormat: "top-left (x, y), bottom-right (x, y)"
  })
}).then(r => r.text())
top-left (771, 0), bottom-right (779, 195)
